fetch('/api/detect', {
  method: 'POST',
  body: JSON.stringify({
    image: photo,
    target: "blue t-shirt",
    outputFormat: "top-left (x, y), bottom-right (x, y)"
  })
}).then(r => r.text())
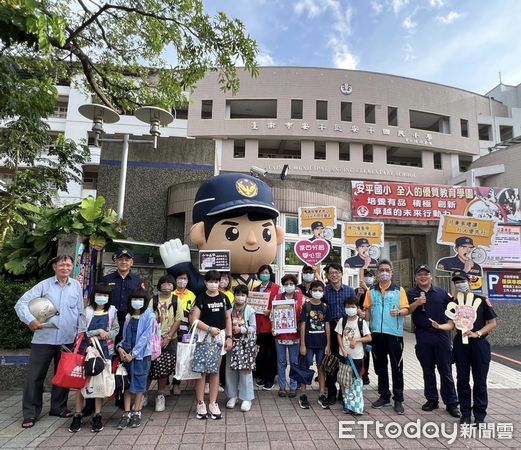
top-left (300, 302), bottom-right (330, 348)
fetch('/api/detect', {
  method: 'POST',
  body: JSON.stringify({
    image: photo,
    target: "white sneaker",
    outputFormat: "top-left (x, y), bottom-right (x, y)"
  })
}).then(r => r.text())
top-left (204, 383), bottom-right (210, 394)
top-left (218, 385), bottom-right (225, 392)
top-left (142, 394), bottom-right (148, 407)
top-left (226, 397), bottom-right (237, 409)
top-left (240, 400), bottom-right (251, 412)
top-left (155, 394), bottom-right (165, 412)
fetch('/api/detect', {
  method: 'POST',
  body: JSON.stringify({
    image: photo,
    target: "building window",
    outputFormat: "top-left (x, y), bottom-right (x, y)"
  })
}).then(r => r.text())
top-left (410, 110), bottom-right (450, 134)
top-left (341, 102), bottom-right (352, 122)
top-left (174, 104), bottom-right (189, 120)
top-left (388, 106), bottom-right (398, 126)
top-left (285, 215), bottom-right (299, 235)
top-left (314, 141), bottom-right (326, 160)
top-left (291, 99), bottom-right (303, 119)
top-left (363, 144), bottom-right (373, 163)
top-left (459, 155), bottom-right (472, 172)
top-left (226, 99), bottom-right (276, 119)
top-left (460, 119), bottom-right (469, 138)
top-left (82, 171), bottom-right (98, 190)
top-left (433, 152), bottom-right (442, 170)
top-left (258, 139), bottom-right (301, 159)
top-left (201, 100), bottom-right (213, 119)
top-left (478, 123), bottom-right (491, 140)
top-left (500, 125), bottom-right (513, 141)
top-left (339, 142), bottom-right (350, 161)
top-left (316, 100), bottom-right (328, 120)
top-left (234, 139), bottom-right (245, 158)
top-left (50, 99), bottom-right (68, 118)
top-left (387, 146), bottom-right (422, 167)
top-left (365, 104), bottom-right (376, 124)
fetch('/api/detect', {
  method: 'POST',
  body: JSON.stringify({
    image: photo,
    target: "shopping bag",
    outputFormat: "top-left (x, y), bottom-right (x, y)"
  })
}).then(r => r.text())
top-left (52, 334), bottom-right (86, 390)
top-left (289, 355), bottom-right (315, 385)
top-left (114, 362), bottom-right (130, 392)
top-left (321, 353), bottom-right (339, 375)
top-left (337, 361), bottom-right (353, 390)
top-left (343, 356), bottom-right (364, 415)
top-left (174, 320), bottom-right (201, 380)
top-left (193, 333), bottom-right (222, 374)
top-left (81, 338), bottom-right (115, 398)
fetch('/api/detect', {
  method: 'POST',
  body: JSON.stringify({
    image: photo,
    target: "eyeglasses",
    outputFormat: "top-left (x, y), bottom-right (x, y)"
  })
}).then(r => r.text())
top-left (327, 270), bottom-right (342, 276)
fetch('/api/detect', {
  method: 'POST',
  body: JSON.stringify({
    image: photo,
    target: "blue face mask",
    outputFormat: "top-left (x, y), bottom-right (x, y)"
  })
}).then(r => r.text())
top-left (94, 295), bottom-right (109, 306)
top-left (259, 273), bottom-right (270, 282)
top-left (131, 299), bottom-right (145, 311)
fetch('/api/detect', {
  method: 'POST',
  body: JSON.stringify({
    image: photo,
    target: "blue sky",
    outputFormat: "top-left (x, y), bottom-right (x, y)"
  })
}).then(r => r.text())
top-left (201, 0), bottom-right (521, 95)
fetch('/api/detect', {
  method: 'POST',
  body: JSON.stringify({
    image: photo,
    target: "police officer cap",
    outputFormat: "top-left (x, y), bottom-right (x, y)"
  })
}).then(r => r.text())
top-left (114, 249), bottom-right (134, 259)
top-left (455, 236), bottom-right (474, 247)
top-left (355, 238), bottom-right (370, 247)
top-left (415, 264), bottom-right (431, 274)
top-left (192, 173), bottom-right (279, 224)
top-left (363, 269), bottom-right (375, 276)
top-left (311, 221), bottom-right (324, 230)
top-left (451, 270), bottom-right (470, 282)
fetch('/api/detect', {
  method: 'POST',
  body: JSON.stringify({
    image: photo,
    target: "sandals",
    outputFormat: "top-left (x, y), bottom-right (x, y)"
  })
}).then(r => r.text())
top-left (22, 418), bottom-right (36, 428)
top-left (49, 409), bottom-right (73, 418)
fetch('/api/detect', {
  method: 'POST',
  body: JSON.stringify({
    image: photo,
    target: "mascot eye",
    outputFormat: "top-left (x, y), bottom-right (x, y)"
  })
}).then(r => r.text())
top-left (262, 228), bottom-right (272, 242)
top-left (225, 227), bottom-right (239, 241)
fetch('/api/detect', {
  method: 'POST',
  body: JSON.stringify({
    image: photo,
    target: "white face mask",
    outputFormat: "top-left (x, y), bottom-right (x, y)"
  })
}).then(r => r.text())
top-left (235, 295), bottom-right (247, 304)
top-left (345, 307), bottom-right (358, 317)
top-left (311, 291), bottom-right (324, 300)
top-left (284, 284), bottom-right (295, 294)
top-left (302, 273), bottom-right (314, 283)
top-left (206, 282), bottom-right (219, 291)
top-left (131, 299), bottom-right (145, 311)
top-left (94, 294), bottom-right (109, 306)
top-left (379, 272), bottom-right (392, 281)
top-left (219, 279), bottom-right (229, 289)
top-left (455, 282), bottom-right (470, 293)
top-left (364, 277), bottom-right (374, 285)
top-left (176, 278), bottom-right (188, 288)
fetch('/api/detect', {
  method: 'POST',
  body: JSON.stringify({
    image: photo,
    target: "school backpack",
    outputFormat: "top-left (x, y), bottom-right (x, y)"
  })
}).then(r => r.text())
top-left (341, 315), bottom-right (369, 353)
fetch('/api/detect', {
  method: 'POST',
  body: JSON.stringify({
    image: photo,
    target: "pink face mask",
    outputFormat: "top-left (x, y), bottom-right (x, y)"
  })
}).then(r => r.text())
top-left (176, 279), bottom-right (188, 288)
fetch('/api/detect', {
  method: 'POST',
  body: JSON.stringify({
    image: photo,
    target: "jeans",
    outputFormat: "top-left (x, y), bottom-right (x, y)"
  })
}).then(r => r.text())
top-left (275, 341), bottom-right (300, 391)
top-left (225, 353), bottom-right (254, 401)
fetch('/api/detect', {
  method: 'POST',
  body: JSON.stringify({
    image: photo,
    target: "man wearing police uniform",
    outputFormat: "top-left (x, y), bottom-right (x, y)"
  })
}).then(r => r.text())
top-left (344, 238), bottom-right (378, 269)
top-left (160, 173), bottom-right (285, 295)
top-left (309, 221), bottom-right (325, 241)
top-left (436, 236), bottom-right (482, 277)
top-left (430, 271), bottom-right (497, 424)
top-left (407, 264), bottom-right (460, 418)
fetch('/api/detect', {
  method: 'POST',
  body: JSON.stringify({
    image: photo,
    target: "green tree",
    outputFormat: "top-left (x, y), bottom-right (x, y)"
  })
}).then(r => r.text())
top-left (0, 0), bottom-right (258, 111)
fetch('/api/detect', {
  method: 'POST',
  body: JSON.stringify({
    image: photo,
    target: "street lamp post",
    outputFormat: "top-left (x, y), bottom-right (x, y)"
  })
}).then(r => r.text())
top-left (79, 104), bottom-right (174, 219)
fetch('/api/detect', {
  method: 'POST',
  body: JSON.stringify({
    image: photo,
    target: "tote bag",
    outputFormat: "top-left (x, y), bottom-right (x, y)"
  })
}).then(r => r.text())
top-left (81, 337), bottom-right (115, 398)
top-left (289, 355), bottom-right (315, 385)
top-left (343, 356), bottom-right (364, 415)
top-left (52, 334), bottom-right (86, 390)
top-left (174, 320), bottom-right (201, 380)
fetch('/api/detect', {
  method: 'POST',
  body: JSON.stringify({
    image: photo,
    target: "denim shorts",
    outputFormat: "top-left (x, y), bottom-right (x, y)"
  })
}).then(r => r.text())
top-left (306, 347), bottom-right (326, 368)
top-left (126, 356), bottom-right (151, 394)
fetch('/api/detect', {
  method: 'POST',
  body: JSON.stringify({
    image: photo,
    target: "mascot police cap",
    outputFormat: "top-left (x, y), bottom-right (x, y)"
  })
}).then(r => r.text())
top-left (192, 173), bottom-right (279, 223)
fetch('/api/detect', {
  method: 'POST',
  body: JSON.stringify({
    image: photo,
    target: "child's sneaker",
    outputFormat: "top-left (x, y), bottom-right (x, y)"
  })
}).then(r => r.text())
top-left (155, 394), bottom-right (166, 412)
top-left (196, 401), bottom-right (207, 420)
top-left (142, 394), bottom-right (148, 407)
top-left (68, 414), bottom-right (82, 433)
top-left (129, 411), bottom-right (141, 428)
top-left (91, 414), bottom-right (103, 432)
top-left (226, 397), bottom-right (238, 409)
top-left (208, 402), bottom-right (222, 420)
top-left (318, 394), bottom-right (330, 409)
top-left (240, 400), bottom-right (251, 412)
top-left (116, 412), bottom-right (131, 430)
top-left (299, 394), bottom-right (310, 409)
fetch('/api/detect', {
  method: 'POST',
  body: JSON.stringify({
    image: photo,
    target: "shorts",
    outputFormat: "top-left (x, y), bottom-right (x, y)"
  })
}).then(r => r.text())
top-left (306, 347), bottom-right (326, 369)
top-left (126, 356), bottom-right (151, 394)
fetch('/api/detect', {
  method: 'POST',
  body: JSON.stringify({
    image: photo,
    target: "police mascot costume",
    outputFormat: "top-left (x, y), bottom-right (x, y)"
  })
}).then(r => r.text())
top-left (160, 173), bottom-right (285, 294)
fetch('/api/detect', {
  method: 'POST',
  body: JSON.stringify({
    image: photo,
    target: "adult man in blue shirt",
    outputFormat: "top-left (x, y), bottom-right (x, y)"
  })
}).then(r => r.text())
top-left (407, 264), bottom-right (460, 418)
top-left (322, 262), bottom-right (355, 405)
top-left (15, 255), bottom-right (84, 428)
top-left (100, 249), bottom-right (143, 343)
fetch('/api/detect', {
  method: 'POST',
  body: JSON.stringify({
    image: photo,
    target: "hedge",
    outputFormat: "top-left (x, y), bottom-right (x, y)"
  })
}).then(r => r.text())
top-left (0, 276), bottom-right (35, 349)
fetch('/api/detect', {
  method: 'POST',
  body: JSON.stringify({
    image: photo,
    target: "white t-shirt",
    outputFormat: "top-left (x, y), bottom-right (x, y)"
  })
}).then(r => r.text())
top-left (335, 317), bottom-right (371, 360)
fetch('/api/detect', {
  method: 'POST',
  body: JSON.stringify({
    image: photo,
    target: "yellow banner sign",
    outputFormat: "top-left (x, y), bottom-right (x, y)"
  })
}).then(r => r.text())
top-left (298, 206), bottom-right (337, 229)
top-left (437, 215), bottom-right (498, 249)
top-left (344, 222), bottom-right (384, 246)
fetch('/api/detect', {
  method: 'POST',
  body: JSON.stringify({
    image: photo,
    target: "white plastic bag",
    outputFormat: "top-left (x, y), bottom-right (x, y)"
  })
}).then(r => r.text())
top-left (174, 320), bottom-right (202, 380)
top-left (81, 337), bottom-right (115, 398)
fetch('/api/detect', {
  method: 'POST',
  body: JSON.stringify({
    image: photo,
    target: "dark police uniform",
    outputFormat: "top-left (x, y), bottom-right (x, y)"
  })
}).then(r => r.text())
top-left (436, 255), bottom-right (482, 277)
top-left (407, 285), bottom-right (458, 407)
top-left (344, 254), bottom-right (378, 269)
top-left (452, 293), bottom-right (497, 422)
top-left (165, 173), bottom-right (279, 295)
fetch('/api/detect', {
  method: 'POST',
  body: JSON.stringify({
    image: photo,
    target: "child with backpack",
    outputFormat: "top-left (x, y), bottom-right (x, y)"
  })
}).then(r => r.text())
top-left (299, 280), bottom-right (331, 409)
top-left (116, 288), bottom-right (156, 429)
top-left (68, 284), bottom-right (119, 433)
top-left (335, 296), bottom-right (372, 414)
top-left (225, 284), bottom-right (257, 412)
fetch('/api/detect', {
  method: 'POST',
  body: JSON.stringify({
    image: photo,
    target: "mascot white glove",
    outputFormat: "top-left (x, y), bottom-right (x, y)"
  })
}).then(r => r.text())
top-left (160, 238), bottom-right (191, 268)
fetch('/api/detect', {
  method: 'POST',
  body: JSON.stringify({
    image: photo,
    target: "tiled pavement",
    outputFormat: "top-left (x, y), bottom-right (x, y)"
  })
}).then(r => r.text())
top-left (0, 332), bottom-right (520, 449)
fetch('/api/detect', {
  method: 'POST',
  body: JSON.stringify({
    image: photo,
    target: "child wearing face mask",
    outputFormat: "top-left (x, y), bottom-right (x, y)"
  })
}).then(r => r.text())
top-left (225, 284), bottom-right (257, 412)
top-left (69, 284), bottom-right (119, 433)
top-left (335, 296), bottom-right (372, 414)
top-left (116, 288), bottom-right (156, 430)
top-left (273, 274), bottom-right (304, 398)
top-left (191, 270), bottom-right (233, 420)
top-left (299, 280), bottom-right (331, 409)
